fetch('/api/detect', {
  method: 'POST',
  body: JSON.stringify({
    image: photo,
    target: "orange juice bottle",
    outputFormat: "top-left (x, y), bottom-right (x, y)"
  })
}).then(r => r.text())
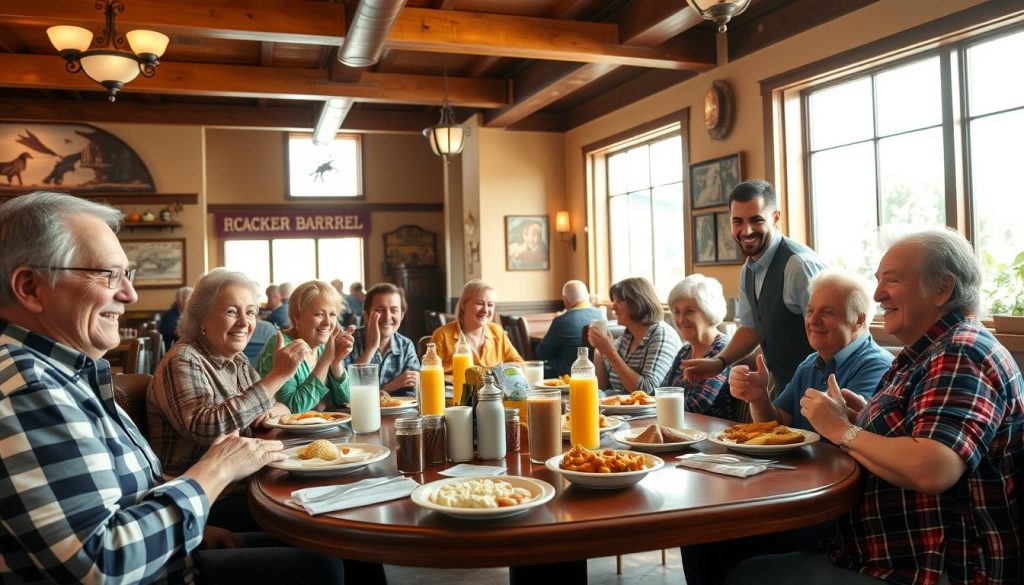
top-left (452, 334), bottom-right (473, 405)
top-left (569, 347), bottom-right (599, 449)
top-left (420, 343), bottom-right (445, 416)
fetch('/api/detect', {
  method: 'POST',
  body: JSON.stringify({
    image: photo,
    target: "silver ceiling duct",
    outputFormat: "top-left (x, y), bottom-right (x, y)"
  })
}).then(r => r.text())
top-left (338, 0), bottom-right (407, 67)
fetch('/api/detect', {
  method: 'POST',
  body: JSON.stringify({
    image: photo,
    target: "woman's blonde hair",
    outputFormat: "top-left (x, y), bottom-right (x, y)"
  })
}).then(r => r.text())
top-left (285, 280), bottom-right (343, 337)
top-left (456, 279), bottom-right (495, 323)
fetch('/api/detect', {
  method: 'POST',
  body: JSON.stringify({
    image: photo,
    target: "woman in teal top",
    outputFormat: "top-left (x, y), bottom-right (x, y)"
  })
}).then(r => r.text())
top-left (256, 280), bottom-right (354, 412)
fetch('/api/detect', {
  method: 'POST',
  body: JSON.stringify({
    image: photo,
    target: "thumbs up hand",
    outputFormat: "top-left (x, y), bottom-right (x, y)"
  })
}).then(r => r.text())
top-left (728, 354), bottom-right (770, 403)
top-left (799, 374), bottom-right (851, 439)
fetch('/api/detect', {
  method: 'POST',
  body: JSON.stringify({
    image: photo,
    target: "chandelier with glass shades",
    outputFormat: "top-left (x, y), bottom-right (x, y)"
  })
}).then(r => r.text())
top-left (47, 0), bottom-right (169, 102)
top-left (685, 0), bottom-right (751, 34)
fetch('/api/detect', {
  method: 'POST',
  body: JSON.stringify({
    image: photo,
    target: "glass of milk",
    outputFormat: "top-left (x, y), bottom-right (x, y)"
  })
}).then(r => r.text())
top-left (655, 387), bottom-right (686, 430)
top-left (349, 364), bottom-right (381, 433)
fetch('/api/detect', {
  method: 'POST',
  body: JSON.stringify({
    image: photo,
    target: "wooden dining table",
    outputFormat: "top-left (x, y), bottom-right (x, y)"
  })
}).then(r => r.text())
top-left (250, 412), bottom-right (860, 571)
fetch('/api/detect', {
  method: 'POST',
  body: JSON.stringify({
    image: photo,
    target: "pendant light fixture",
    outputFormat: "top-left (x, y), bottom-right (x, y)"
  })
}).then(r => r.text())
top-left (47, 0), bottom-right (169, 102)
top-left (423, 64), bottom-right (470, 162)
top-left (685, 0), bottom-right (752, 34)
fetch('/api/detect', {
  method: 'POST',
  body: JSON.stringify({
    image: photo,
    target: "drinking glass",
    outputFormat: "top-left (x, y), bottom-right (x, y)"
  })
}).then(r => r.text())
top-left (349, 363), bottom-right (381, 433)
top-left (523, 360), bottom-right (545, 387)
top-left (655, 387), bottom-right (685, 430)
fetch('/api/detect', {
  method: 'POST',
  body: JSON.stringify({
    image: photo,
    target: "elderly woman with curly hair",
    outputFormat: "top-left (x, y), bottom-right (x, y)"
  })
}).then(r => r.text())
top-left (588, 276), bottom-right (680, 395)
top-left (661, 274), bottom-right (733, 419)
top-left (256, 280), bottom-right (354, 413)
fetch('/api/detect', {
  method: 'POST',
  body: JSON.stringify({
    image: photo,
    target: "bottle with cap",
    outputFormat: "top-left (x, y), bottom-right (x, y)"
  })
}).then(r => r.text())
top-left (419, 343), bottom-right (445, 416)
top-left (475, 374), bottom-right (506, 460)
top-left (569, 347), bottom-right (600, 449)
top-left (452, 333), bottom-right (473, 405)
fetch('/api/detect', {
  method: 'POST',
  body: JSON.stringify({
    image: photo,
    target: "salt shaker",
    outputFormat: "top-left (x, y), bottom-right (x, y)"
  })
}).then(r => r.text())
top-left (475, 375), bottom-right (506, 460)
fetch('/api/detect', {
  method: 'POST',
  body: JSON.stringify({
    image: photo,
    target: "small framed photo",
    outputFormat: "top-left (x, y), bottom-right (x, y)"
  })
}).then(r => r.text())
top-left (693, 213), bottom-right (717, 265)
top-left (122, 239), bottom-right (186, 288)
top-left (505, 215), bottom-right (549, 271)
top-left (690, 152), bottom-right (743, 209)
top-left (715, 212), bottom-right (741, 263)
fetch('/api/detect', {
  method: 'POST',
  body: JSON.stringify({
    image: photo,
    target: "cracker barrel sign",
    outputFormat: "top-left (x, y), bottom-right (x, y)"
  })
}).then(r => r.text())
top-left (214, 210), bottom-right (370, 239)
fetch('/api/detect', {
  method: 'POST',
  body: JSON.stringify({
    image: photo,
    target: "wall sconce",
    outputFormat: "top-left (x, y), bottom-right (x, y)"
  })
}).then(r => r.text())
top-left (556, 210), bottom-right (576, 252)
top-left (464, 211), bottom-right (476, 237)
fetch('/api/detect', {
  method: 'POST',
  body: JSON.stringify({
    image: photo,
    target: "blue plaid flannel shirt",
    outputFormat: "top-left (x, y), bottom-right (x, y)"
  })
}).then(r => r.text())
top-left (0, 320), bottom-right (208, 584)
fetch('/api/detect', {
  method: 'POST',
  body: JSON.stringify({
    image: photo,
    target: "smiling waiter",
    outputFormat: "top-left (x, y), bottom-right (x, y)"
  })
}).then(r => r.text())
top-left (682, 179), bottom-right (826, 395)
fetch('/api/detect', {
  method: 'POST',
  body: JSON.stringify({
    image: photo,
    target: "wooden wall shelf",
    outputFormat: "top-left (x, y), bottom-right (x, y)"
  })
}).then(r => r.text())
top-left (0, 192), bottom-right (198, 205)
top-left (123, 220), bottom-right (182, 232)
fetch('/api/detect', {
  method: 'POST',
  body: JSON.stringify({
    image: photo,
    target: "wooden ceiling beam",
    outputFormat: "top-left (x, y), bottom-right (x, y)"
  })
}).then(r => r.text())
top-left (728, 0), bottom-right (880, 61)
top-left (0, 54), bottom-right (507, 107)
top-left (485, 1), bottom-right (709, 128)
top-left (0, 0), bottom-right (346, 45)
top-left (563, 69), bottom-right (697, 130)
top-left (386, 7), bottom-right (712, 70)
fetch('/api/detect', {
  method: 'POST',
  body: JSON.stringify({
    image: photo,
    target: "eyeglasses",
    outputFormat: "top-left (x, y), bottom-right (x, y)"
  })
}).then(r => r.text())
top-left (35, 266), bottom-right (137, 289)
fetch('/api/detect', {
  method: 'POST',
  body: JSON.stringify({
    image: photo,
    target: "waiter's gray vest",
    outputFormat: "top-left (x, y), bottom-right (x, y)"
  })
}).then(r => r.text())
top-left (745, 236), bottom-right (816, 389)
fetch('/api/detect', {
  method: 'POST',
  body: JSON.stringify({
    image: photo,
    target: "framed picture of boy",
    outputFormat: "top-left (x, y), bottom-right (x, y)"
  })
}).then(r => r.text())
top-left (505, 215), bottom-right (549, 271)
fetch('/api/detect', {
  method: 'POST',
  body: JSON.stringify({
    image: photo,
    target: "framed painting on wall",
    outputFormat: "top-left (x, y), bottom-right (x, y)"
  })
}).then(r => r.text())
top-left (690, 152), bottom-right (743, 209)
top-left (715, 212), bottom-right (742, 263)
top-left (693, 213), bottom-right (717, 265)
top-left (505, 215), bottom-right (549, 271)
top-left (122, 239), bottom-right (186, 288)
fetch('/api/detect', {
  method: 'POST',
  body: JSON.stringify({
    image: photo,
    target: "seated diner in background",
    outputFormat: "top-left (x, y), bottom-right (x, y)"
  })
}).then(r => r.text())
top-left (0, 192), bottom-right (342, 584)
top-left (728, 268), bottom-right (893, 432)
top-left (431, 279), bottom-right (523, 372)
top-left (727, 229), bottom-right (1024, 585)
top-left (158, 285), bottom-right (192, 350)
top-left (346, 282), bottom-right (420, 396)
top-left (683, 268), bottom-right (893, 585)
top-left (256, 280), bottom-right (354, 412)
top-left (534, 279), bottom-right (604, 377)
top-left (661, 274), bottom-right (734, 419)
top-left (589, 276), bottom-right (680, 394)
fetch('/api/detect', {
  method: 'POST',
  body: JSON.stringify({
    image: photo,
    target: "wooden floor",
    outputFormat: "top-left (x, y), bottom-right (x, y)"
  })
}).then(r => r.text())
top-left (384, 549), bottom-right (685, 584)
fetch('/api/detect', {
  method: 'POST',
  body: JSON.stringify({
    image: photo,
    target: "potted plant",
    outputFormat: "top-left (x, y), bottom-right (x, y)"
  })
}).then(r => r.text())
top-left (988, 251), bottom-right (1024, 334)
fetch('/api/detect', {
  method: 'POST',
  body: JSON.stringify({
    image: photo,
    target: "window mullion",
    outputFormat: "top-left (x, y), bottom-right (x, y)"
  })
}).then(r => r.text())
top-left (871, 76), bottom-right (883, 230)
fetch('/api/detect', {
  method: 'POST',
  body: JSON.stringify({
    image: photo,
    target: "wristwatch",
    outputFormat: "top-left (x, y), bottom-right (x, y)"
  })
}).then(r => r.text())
top-left (839, 426), bottom-right (863, 453)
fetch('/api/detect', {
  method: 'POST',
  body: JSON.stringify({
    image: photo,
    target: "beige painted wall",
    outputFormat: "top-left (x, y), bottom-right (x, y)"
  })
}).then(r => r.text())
top-left (562, 0), bottom-right (985, 301)
top-left (204, 129), bottom-right (446, 288)
top-left (96, 123), bottom-right (206, 313)
top-left (461, 119), bottom-right (567, 303)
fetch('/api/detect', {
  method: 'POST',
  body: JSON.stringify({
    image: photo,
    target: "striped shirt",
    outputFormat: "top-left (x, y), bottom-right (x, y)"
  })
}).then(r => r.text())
top-left (605, 321), bottom-right (681, 394)
top-left (148, 336), bottom-right (274, 477)
top-left (662, 334), bottom-right (733, 419)
top-left (0, 320), bottom-right (207, 584)
top-left (832, 311), bottom-right (1023, 585)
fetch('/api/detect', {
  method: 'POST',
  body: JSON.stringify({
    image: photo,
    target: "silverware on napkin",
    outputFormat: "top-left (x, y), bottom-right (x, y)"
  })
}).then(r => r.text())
top-left (296, 476), bottom-right (405, 504)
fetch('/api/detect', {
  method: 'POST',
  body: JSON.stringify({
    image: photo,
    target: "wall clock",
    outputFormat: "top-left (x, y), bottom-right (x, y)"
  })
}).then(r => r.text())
top-left (704, 80), bottom-right (735, 140)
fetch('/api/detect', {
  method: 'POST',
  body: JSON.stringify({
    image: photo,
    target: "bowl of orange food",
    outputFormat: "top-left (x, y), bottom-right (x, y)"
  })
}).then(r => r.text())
top-left (544, 445), bottom-right (663, 489)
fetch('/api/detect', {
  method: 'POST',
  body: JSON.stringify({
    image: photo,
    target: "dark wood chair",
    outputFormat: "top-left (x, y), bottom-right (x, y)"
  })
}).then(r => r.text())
top-left (122, 337), bottom-right (150, 375)
top-left (145, 330), bottom-right (165, 373)
top-left (417, 335), bottom-right (432, 359)
top-left (500, 315), bottom-right (532, 360)
top-left (113, 372), bottom-right (152, 437)
top-left (424, 310), bottom-right (446, 335)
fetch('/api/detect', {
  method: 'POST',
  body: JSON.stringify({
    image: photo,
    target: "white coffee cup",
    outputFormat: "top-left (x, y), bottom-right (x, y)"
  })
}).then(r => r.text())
top-left (591, 319), bottom-right (609, 335)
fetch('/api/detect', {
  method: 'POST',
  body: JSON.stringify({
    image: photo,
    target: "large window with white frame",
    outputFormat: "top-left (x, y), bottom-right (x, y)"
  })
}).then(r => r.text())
top-left (223, 237), bottom-right (364, 302)
top-left (798, 26), bottom-right (1024, 309)
top-left (602, 131), bottom-right (686, 301)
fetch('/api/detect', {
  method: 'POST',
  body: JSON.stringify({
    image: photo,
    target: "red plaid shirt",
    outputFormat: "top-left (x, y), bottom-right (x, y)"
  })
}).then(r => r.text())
top-left (831, 311), bottom-right (1023, 584)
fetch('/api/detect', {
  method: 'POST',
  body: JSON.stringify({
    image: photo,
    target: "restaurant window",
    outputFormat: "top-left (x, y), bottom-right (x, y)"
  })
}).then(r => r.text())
top-left (601, 131), bottom-right (685, 300)
top-left (795, 25), bottom-right (1024, 302)
top-left (224, 237), bottom-right (364, 302)
top-left (286, 133), bottom-right (363, 198)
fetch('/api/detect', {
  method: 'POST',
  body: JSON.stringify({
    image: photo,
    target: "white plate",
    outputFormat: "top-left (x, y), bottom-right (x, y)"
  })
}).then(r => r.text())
top-left (561, 415), bottom-right (624, 439)
top-left (267, 441), bottom-right (390, 477)
top-left (536, 379), bottom-right (570, 390)
top-left (600, 402), bottom-right (656, 415)
top-left (544, 451), bottom-right (663, 489)
top-left (411, 476), bottom-right (555, 519)
top-left (264, 412), bottom-right (351, 434)
top-left (707, 428), bottom-right (821, 455)
top-left (381, 398), bottom-right (419, 415)
top-left (612, 427), bottom-right (707, 452)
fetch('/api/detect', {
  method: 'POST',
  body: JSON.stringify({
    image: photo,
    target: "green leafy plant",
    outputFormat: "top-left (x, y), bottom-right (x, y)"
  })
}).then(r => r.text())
top-left (987, 251), bottom-right (1024, 316)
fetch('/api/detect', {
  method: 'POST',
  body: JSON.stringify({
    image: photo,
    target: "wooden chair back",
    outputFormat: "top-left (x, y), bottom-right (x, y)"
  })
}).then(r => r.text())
top-left (113, 372), bottom-right (152, 437)
top-left (424, 310), bottom-right (446, 335)
top-left (146, 330), bottom-right (165, 373)
top-left (417, 335), bottom-right (432, 359)
top-left (500, 315), bottom-right (532, 360)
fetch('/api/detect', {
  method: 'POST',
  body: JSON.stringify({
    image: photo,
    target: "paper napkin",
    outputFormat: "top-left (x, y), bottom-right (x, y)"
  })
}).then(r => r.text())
top-left (675, 458), bottom-right (767, 478)
top-left (291, 476), bottom-right (418, 515)
top-left (438, 464), bottom-right (507, 477)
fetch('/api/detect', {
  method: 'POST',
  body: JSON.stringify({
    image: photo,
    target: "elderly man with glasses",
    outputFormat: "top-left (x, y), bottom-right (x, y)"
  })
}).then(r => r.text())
top-left (0, 192), bottom-right (343, 584)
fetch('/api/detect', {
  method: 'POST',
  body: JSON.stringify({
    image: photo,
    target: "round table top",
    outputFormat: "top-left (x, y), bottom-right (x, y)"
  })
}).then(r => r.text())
top-left (250, 412), bottom-right (860, 568)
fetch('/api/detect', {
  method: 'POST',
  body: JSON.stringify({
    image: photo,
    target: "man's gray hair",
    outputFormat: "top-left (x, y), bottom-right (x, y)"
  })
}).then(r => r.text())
top-left (894, 228), bottom-right (981, 316)
top-left (176, 286), bottom-right (194, 302)
top-left (279, 282), bottom-right (294, 298)
top-left (562, 280), bottom-right (589, 305)
top-left (807, 268), bottom-right (876, 328)
top-left (0, 191), bottom-right (122, 306)
top-left (179, 268), bottom-right (259, 342)
top-left (667, 274), bottom-right (727, 327)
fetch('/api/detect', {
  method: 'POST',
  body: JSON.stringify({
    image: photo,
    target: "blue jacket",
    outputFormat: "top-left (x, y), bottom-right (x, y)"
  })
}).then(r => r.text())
top-left (534, 305), bottom-right (604, 377)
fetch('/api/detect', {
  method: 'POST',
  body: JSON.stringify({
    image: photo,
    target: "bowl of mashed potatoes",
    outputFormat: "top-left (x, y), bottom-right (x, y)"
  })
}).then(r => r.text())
top-left (411, 476), bottom-right (556, 519)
